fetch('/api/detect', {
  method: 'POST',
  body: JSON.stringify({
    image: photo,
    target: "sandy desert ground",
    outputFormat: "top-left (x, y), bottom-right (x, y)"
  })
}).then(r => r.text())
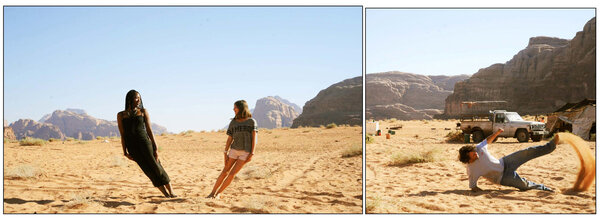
top-left (366, 120), bottom-right (596, 213)
top-left (4, 126), bottom-right (362, 213)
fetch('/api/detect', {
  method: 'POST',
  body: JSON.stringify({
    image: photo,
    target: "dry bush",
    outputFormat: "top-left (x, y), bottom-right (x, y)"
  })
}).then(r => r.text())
top-left (281, 127), bottom-right (290, 130)
top-left (342, 145), bottom-right (362, 158)
top-left (366, 196), bottom-right (381, 213)
top-left (65, 193), bottom-right (94, 209)
top-left (5, 165), bottom-right (43, 179)
top-left (109, 155), bottom-right (127, 168)
top-left (240, 197), bottom-right (271, 213)
top-left (445, 131), bottom-right (465, 143)
top-left (302, 130), bottom-right (311, 133)
top-left (326, 123), bottom-right (337, 129)
top-left (366, 135), bottom-right (374, 144)
top-left (66, 137), bottom-right (75, 141)
top-left (238, 166), bottom-right (272, 180)
top-left (388, 148), bottom-right (442, 166)
top-left (19, 137), bottom-right (46, 146)
top-left (48, 138), bottom-right (59, 142)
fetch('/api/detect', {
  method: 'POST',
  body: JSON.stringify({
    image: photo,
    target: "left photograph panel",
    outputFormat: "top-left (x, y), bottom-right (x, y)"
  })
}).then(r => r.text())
top-left (3, 6), bottom-right (363, 213)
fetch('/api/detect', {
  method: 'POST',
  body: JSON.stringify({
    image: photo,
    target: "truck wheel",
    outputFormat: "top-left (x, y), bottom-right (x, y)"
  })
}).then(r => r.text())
top-left (516, 129), bottom-right (529, 142)
top-left (531, 135), bottom-right (542, 142)
top-left (472, 130), bottom-right (484, 143)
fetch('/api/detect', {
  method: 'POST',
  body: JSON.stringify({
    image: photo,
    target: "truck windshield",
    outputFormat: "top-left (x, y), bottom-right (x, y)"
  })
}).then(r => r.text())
top-left (505, 112), bottom-right (524, 121)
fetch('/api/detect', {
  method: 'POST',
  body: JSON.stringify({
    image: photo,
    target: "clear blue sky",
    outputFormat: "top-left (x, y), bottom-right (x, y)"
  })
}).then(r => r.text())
top-left (367, 9), bottom-right (596, 75)
top-left (4, 6), bottom-right (362, 132)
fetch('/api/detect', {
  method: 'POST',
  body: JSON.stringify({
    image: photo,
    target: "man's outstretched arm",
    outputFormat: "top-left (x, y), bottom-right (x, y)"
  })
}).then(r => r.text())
top-left (486, 128), bottom-right (504, 144)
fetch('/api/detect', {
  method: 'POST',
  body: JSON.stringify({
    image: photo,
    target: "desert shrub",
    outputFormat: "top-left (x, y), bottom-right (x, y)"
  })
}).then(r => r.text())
top-left (341, 145), bottom-right (362, 158)
top-left (5, 165), bottom-right (43, 179)
top-left (65, 193), bottom-right (94, 209)
top-left (590, 133), bottom-right (596, 141)
top-left (326, 123), bottom-right (337, 129)
top-left (365, 135), bottom-right (375, 144)
top-left (281, 127), bottom-right (289, 130)
top-left (77, 140), bottom-right (88, 145)
top-left (302, 130), bottom-right (310, 133)
top-left (48, 138), bottom-right (59, 142)
top-left (389, 118), bottom-right (397, 122)
top-left (366, 196), bottom-right (381, 213)
top-left (96, 136), bottom-right (104, 140)
top-left (445, 131), bottom-right (465, 143)
top-left (109, 155), bottom-right (127, 167)
top-left (66, 137), bottom-right (75, 141)
top-left (319, 125), bottom-right (325, 128)
top-left (388, 148), bottom-right (442, 166)
top-left (19, 137), bottom-right (46, 146)
top-left (422, 120), bottom-right (429, 124)
top-left (180, 130), bottom-right (194, 136)
top-left (240, 197), bottom-right (271, 213)
top-left (238, 166), bottom-right (272, 180)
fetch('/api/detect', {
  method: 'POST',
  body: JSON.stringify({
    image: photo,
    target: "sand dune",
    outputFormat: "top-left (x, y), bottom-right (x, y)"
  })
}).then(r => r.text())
top-left (366, 120), bottom-right (596, 213)
top-left (4, 126), bottom-right (362, 213)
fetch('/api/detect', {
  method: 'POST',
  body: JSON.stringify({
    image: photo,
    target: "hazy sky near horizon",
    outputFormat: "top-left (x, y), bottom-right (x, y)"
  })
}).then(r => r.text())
top-left (367, 9), bottom-right (596, 75)
top-left (4, 6), bottom-right (361, 132)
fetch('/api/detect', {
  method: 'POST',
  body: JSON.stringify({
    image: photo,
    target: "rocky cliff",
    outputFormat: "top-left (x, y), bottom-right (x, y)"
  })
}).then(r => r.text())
top-left (291, 76), bottom-right (362, 127)
top-left (253, 96), bottom-right (300, 129)
top-left (9, 119), bottom-right (64, 140)
top-left (444, 17), bottom-right (596, 116)
top-left (366, 71), bottom-right (469, 120)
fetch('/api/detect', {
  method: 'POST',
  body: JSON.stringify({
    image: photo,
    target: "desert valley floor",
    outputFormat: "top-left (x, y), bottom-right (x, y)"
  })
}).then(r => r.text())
top-left (366, 120), bottom-right (596, 213)
top-left (4, 126), bottom-right (362, 213)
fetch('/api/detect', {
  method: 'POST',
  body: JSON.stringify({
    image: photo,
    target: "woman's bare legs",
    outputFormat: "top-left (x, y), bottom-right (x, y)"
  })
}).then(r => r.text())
top-left (213, 160), bottom-right (247, 198)
top-left (207, 158), bottom-right (238, 198)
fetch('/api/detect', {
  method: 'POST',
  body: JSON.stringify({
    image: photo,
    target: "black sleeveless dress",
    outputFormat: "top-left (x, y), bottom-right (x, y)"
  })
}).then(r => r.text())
top-left (122, 114), bottom-right (170, 187)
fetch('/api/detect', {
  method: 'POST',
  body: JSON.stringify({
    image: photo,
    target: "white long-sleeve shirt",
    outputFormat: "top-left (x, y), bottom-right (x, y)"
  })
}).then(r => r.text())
top-left (466, 140), bottom-right (504, 188)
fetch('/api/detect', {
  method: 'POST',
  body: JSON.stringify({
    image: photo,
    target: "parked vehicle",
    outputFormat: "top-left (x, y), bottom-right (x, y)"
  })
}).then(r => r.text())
top-left (458, 110), bottom-right (548, 143)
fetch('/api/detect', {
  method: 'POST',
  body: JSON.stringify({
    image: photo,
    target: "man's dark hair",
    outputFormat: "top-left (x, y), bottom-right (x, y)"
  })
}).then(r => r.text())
top-left (458, 145), bottom-right (476, 163)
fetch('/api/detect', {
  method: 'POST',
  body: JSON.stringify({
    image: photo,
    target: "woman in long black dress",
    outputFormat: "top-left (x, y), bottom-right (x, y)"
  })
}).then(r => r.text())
top-left (117, 90), bottom-right (176, 198)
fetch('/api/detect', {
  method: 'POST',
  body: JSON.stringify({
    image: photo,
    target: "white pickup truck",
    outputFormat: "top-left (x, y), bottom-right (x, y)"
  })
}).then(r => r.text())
top-left (458, 110), bottom-right (548, 143)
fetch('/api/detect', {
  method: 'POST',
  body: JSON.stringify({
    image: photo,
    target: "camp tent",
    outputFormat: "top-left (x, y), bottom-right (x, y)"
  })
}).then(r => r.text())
top-left (546, 99), bottom-right (595, 140)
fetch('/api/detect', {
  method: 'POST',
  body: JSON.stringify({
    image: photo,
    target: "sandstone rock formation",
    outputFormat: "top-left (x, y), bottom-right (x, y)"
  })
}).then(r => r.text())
top-left (253, 96), bottom-right (300, 129)
top-left (444, 17), bottom-right (596, 117)
top-left (366, 71), bottom-right (469, 120)
top-left (44, 110), bottom-right (119, 140)
top-left (43, 110), bottom-right (169, 140)
top-left (273, 96), bottom-right (302, 114)
top-left (291, 76), bottom-right (362, 127)
top-left (9, 119), bottom-right (64, 140)
top-left (4, 125), bottom-right (17, 141)
top-left (10, 109), bottom-right (169, 141)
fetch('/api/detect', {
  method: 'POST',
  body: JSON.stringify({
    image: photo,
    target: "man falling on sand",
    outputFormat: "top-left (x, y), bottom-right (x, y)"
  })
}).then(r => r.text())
top-left (458, 128), bottom-right (558, 192)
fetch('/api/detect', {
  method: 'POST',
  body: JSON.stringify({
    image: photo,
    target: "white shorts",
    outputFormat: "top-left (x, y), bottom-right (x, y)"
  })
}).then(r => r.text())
top-left (228, 149), bottom-right (250, 161)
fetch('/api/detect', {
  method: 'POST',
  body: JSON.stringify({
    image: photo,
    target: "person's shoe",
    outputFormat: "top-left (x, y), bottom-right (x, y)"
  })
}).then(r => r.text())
top-left (542, 187), bottom-right (554, 192)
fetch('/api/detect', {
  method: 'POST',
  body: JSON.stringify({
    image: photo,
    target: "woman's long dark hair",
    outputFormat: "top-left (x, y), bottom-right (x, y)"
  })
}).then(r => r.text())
top-left (125, 90), bottom-right (144, 116)
top-left (234, 100), bottom-right (252, 120)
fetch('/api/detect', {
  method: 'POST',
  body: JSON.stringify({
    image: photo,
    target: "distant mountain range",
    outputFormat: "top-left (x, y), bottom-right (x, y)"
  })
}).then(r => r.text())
top-left (366, 71), bottom-right (469, 120)
top-left (8, 108), bottom-right (168, 140)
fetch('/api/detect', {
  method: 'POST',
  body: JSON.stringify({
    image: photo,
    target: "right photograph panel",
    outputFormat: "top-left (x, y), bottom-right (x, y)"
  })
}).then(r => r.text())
top-left (365, 8), bottom-right (596, 213)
